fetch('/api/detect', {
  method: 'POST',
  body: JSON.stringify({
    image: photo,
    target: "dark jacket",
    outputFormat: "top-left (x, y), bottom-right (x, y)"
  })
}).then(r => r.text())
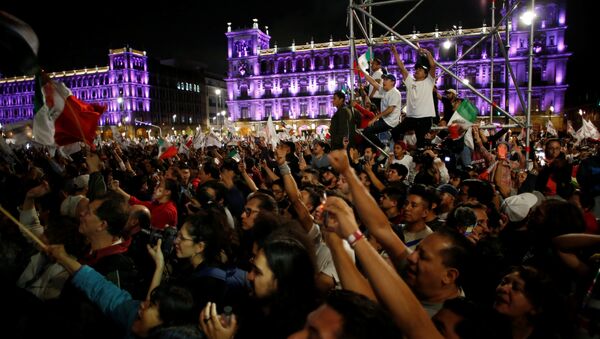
top-left (535, 153), bottom-right (573, 198)
top-left (330, 105), bottom-right (356, 150)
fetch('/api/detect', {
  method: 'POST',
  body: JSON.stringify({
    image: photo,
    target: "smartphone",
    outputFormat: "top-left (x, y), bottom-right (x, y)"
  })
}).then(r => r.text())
top-left (464, 226), bottom-right (474, 236)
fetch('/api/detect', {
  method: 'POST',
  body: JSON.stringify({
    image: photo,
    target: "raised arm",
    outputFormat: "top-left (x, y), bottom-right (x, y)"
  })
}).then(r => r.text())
top-left (325, 197), bottom-right (442, 339)
top-left (322, 216), bottom-right (377, 301)
top-left (146, 239), bottom-right (165, 301)
top-left (86, 152), bottom-right (107, 201)
top-left (276, 146), bottom-right (313, 232)
top-left (260, 159), bottom-right (280, 182)
top-left (109, 179), bottom-right (131, 202)
top-left (328, 150), bottom-right (410, 267)
top-left (46, 244), bottom-right (137, 331)
top-left (391, 44), bottom-right (409, 80)
top-left (20, 181), bottom-right (51, 240)
top-left (363, 158), bottom-right (386, 192)
top-left (361, 71), bottom-right (381, 93)
top-left (420, 48), bottom-right (436, 78)
top-left (238, 161), bottom-right (259, 193)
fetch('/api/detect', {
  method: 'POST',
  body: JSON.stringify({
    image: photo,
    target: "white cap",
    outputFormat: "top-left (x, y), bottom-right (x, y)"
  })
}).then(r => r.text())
top-left (60, 195), bottom-right (86, 218)
top-left (501, 192), bottom-right (539, 222)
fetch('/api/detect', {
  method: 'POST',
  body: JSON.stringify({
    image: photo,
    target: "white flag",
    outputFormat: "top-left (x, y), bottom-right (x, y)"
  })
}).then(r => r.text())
top-left (265, 115), bottom-right (279, 151)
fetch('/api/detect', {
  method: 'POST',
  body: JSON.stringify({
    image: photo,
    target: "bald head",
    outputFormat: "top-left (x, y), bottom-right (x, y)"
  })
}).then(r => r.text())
top-left (127, 204), bottom-right (151, 234)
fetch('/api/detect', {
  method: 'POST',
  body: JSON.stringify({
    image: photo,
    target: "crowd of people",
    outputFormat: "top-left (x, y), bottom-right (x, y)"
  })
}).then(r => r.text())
top-left (1, 44), bottom-right (600, 339)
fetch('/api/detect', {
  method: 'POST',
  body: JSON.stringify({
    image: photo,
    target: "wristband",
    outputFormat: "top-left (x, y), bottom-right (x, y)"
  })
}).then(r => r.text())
top-left (278, 163), bottom-right (291, 176)
top-left (347, 230), bottom-right (365, 247)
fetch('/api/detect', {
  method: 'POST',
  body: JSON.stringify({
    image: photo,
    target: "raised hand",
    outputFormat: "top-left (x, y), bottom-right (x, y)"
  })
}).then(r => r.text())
top-left (199, 302), bottom-right (238, 339)
top-left (328, 149), bottom-right (351, 175)
top-left (26, 181), bottom-right (51, 199)
top-left (324, 196), bottom-right (359, 238)
top-left (146, 239), bottom-right (164, 270)
top-left (109, 179), bottom-right (120, 190)
top-left (275, 146), bottom-right (287, 166)
top-left (86, 152), bottom-right (103, 173)
top-left (238, 160), bottom-right (247, 173)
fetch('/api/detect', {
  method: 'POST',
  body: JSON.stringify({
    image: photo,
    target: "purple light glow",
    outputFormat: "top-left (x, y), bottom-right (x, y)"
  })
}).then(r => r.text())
top-left (556, 71), bottom-right (563, 85)
top-left (328, 79), bottom-right (336, 93)
top-left (559, 12), bottom-right (566, 25)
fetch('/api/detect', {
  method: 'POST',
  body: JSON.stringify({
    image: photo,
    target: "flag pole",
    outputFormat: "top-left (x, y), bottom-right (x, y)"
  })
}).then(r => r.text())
top-left (0, 205), bottom-right (47, 250)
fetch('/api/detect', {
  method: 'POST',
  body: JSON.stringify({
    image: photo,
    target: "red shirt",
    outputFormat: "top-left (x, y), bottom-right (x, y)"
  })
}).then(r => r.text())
top-left (80, 237), bottom-right (132, 266)
top-left (584, 211), bottom-right (599, 235)
top-left (353, 102), bottom-right (376, 129)
top-left (129, 196), bottom-right (178, 229)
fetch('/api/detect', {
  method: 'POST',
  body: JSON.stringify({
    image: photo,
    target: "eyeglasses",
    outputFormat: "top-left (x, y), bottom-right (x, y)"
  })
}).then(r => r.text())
top-left (243, 207), bottom-right (260, 216)
top-left (175, 232), bottom-right (194, 242)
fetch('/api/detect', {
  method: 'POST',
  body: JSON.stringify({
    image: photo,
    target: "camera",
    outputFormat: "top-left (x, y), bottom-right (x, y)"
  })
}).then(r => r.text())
top-left (141, 226), bottom-right (178, 257)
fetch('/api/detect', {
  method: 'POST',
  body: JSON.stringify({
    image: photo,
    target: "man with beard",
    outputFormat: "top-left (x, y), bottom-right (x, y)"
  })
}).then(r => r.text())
top-left (320, 166), bottom-right (338, 190)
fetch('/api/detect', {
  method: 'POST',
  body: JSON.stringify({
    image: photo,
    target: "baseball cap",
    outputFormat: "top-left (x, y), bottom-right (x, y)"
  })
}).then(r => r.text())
top-left (60, 195), bottom-right (86, 218)
top-left (381, 73), bottom-right (397, 82)
top-left (415, 63), bottom-right (429, 71)
top-left (72, 174), bottom-right (89, 190)
top-left (501, 192), bottom-right (539, 222)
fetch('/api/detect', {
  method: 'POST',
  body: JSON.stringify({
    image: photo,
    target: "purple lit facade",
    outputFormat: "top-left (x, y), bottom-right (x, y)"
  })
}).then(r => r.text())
top-left (1, 47), bottom-right (214, 133)
top-left (0, 48), bottom-right (150, 126)
top-left (226, 1), bottom-right (569, 127)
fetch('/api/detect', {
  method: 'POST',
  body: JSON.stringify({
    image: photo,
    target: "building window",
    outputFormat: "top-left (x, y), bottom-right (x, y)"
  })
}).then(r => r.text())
top-left (240, 86), bottom-right (248, 98)
top-left (282, 103), bottom-right (290, 119)
top-left (300, 103), bottom-right (308, 117)
top-left (241, 107), bottom-right (249, 119)
top-left (265, 105), bottom-right (272, 117)
top-left (319, 103), bottom-right (327, 116)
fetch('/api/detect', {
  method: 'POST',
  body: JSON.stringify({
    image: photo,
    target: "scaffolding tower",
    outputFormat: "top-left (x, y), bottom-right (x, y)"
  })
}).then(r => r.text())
top-left (347, 0), bottom-right (536, 161)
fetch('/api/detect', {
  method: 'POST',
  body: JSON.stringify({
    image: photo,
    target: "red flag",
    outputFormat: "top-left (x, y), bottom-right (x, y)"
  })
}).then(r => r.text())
top-left (159, 145), bottom-right (178, 159)
top-left (33, 77), bottom-right (104, 146)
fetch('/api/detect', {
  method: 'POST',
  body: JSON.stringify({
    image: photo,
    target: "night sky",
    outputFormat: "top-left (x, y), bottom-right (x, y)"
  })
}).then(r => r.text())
top-left (2, 0), bottom-right (597, 108)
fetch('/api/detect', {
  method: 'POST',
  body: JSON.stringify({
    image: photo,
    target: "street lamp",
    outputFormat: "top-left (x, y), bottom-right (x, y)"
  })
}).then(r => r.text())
top-left (442, 34), bottom-right (458, 91)
top-left (443, 39), bottom-right (452, 50)
top-left (520, 10), bottom-right (536, 26)
top-left (215, 89), bottom-right (222, 125)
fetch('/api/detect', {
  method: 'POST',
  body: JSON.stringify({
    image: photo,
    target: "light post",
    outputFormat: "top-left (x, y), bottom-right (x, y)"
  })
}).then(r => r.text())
top-left (215, 89), bottom-right (221, 127)
top-left (219, 110), bottom-right (226, 135)
top-left (443, 36), bottom-right (458, 91)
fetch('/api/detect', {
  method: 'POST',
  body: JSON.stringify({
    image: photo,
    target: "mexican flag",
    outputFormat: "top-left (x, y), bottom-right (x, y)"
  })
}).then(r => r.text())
top-left (447, 99), bottom-right (479, 127)
top-left (32, 73), bottom-right (105, 146)
top-left (447, 99), bottom-right (479, 149)
top-left (356, 50), bottom-right (372, 75)
top-left (157, 138), bottom-right (177, 159)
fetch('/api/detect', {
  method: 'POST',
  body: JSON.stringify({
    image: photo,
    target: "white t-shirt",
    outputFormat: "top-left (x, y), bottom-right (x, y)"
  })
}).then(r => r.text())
top-left (309, 224), bottom-right (355, 287)
top-left (392, 154), bottom-right (413, 179)
top-left (403, 225), bottom-right (433, 251)
top-left (404, 74), bottom-right (435, 118)
top-left (369, 69), bottom-right (383, 99)
top-left (379, 86), bottom-right (402, 127)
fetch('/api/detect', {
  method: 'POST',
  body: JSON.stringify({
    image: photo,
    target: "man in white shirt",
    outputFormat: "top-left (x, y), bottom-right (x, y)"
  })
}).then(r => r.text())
top-left (390, 45), bottom-right (436, 149)
top-left (361, 72), bottom-right (402, 149)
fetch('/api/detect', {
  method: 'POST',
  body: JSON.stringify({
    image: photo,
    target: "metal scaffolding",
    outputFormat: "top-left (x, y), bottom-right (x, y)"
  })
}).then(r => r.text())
top-left (347, 0), bottom-right (536, 161)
